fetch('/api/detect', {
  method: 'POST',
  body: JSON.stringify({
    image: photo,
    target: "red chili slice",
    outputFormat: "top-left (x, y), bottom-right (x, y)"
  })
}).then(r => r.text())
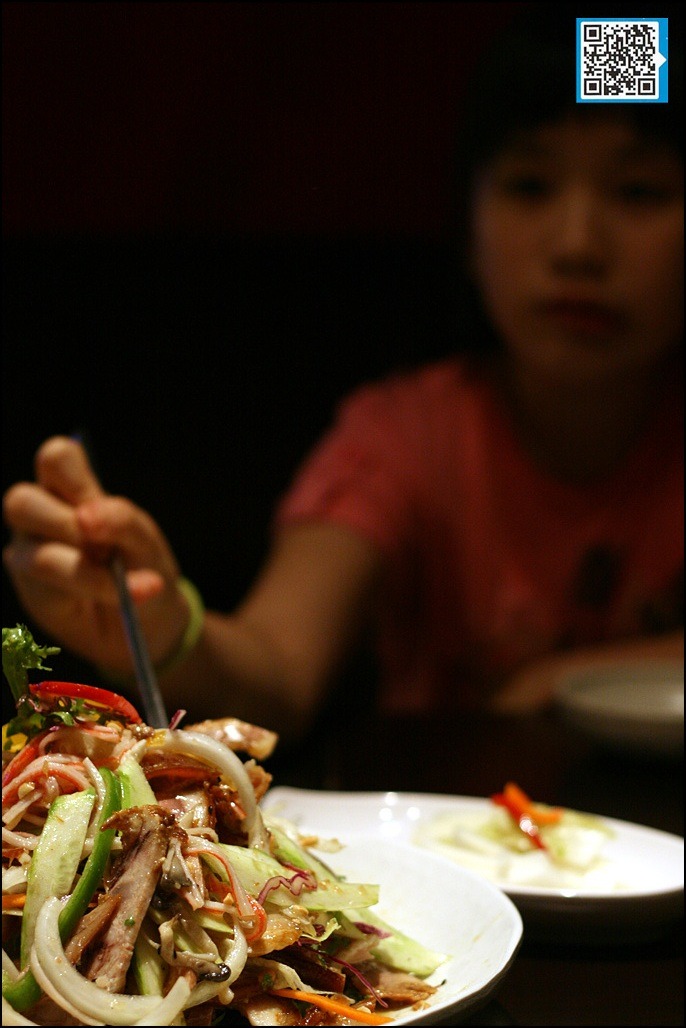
top-left (491, 781), bottom-right (549, 850)
top-left (29, 681), bottom-right (143, 723)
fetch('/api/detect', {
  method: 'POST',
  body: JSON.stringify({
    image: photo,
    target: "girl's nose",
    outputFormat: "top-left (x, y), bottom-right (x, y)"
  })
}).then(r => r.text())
top-left (549, 190), bottom-right (607, 276)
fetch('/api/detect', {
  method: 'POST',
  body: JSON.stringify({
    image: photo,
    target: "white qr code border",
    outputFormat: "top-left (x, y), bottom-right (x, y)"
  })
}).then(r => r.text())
top-left (576, 17), bottom-right (669, 103)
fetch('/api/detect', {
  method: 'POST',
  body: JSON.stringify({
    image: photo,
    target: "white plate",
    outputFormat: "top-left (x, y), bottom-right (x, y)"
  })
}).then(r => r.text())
top-left (554, 659), bottom-right (684, 757)
top-left (261, 829), bottom-right (522, 1025)
top-left (263, 788), bottom-right (684, 945)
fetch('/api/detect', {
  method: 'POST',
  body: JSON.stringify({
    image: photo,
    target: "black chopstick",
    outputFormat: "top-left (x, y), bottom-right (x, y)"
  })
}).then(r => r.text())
top-left (111, 554), bottom-right (169, 729)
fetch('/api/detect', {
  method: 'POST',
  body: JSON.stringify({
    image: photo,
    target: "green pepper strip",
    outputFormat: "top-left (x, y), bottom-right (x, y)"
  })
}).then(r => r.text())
top-left (2, 768), bottom-right (122, 1012)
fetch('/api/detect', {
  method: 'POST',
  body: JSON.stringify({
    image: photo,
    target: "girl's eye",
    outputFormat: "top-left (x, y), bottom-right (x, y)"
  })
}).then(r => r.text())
top-left (500, 174), bottom-right (552, 199)
top-left (616, 180), bottom-right (674, 204)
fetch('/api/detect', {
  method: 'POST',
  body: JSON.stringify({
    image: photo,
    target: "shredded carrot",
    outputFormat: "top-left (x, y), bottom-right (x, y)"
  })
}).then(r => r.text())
top-left (206, 872), bottom-right (231, 901)
top-left (269, 988), bottom-right (393, 1024)
top-left (2, 894), bottom-right (26, 910)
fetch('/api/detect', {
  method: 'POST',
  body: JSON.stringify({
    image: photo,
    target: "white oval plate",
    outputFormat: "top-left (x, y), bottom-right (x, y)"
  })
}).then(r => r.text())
top-left (554, 659), bottom-right (684, 757)
top-left (263, 788), bottom-right (684, 945)
top-left (261, 830), bottom-right (522, 1025)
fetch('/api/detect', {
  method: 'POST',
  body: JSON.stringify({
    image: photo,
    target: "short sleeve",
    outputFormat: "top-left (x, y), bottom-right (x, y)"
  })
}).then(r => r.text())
top-left (273, 378), bottom-right (423, 559)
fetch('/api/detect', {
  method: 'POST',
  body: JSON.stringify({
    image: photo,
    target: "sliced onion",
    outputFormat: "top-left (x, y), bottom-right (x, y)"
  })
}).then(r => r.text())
top-left (220, 916), bottom-right (248, 988)
top-left (2, 946), bottom-right (21, 980)
top-left (83, 759), bottom-right (107, 847)
top-left (83, 758), bottom-right (106, 805)
top-left (183, 916), bottom-right (248, 1010)
top-left (28, 953), bottom-right (104, 1027)
top-left (30, 897), bottom-right (189, 1025)
top-left (2, 827), bottom-right (39, 851)
top-left (151, 730), bottom-right (269, 849)
top-left (131, 978), bottom-right (191, 1026)
top-left (1, 996), bottom-right (38, 1026)
top-left (2, 790), bottom-right (41, 830)
top-left (158, 915), bottom-right (219, 972)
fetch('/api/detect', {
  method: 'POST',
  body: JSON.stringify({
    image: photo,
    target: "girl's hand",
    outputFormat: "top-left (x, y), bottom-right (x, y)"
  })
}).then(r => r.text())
top-left (3, 436), bottom-right (188, 674)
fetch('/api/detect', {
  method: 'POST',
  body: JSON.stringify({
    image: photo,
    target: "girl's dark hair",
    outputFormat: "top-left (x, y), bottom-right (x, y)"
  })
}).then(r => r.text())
top-left (458, 4), bottom-right (682, 174)
top-left (450, 2), bottom-right (683, 355)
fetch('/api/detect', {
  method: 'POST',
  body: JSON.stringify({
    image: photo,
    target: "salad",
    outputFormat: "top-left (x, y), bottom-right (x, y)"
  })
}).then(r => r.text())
top-left (2, 625), bottom-right (446, 1026)
top-left (414, 782), bottom-right (624, 891)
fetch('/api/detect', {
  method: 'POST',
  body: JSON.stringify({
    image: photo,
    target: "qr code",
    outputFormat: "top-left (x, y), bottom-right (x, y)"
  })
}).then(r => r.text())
top-left (577, 18), bottom-right (668, 102)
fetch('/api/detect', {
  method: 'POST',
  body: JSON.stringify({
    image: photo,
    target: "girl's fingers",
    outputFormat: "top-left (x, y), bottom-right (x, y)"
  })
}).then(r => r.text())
top-left (4, 536), bottom-right (166, 604)
top-left (4, 537), bottom-right (118, 602)
top-left (77, 496), bottom-right (180, 579)
top-left (4, 482), bottom-right (177, 593)
top-left (6, 436), bottom-right (178, 606)
top-left (34, 436), bottom-right (105, 505)
top-left (3, 482), bottom-right (84, 547)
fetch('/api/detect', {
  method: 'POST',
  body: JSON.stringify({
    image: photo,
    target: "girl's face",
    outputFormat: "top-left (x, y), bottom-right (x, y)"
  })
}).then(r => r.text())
top-left (469, 115), bottom-right (683, 384)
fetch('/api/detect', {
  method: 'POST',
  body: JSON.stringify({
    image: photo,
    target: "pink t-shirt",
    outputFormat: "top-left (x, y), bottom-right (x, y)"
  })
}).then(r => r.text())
top-left (274, 358), bottom-right (684, 713)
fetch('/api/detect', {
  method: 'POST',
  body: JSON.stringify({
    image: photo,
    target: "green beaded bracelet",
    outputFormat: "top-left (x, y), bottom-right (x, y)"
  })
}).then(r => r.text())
top-left (155, 577), bottom-right (206, 676)
top-left (98, 576), bottom-right (205, 686)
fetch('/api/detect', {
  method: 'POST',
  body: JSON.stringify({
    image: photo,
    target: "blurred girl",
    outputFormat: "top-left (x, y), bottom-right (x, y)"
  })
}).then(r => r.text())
top-left (3, 5), bottom-right (683, 742)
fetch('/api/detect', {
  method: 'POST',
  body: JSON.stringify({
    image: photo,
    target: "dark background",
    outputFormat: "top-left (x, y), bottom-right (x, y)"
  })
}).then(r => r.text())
top-left (2, 2), bottom-right (522, 696)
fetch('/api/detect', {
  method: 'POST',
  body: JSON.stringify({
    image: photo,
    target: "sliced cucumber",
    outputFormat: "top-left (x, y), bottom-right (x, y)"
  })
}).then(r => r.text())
top-left (341, 906), bottom-right (447, 978)
top-left (214, 843), bottom-right (379, 910)
top-left (133, 928), bottom-right (165, 997)
top-left (117, 752), bottom-right (156, 808)
top-left (20, 789), bottom-right (95, 968)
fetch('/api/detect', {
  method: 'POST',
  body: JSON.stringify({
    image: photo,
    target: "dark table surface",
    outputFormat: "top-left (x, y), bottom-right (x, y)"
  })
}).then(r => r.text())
top-left (273, 705), bottom-right (684, 1027)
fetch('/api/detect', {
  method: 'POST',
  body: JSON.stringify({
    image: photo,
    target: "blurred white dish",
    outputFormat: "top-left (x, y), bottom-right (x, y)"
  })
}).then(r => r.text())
top-left (263, 788), bottom-right (684, 945)
top-left (276, 833), bottom-right (522, 1024)
top-left (553, 660), bottom-right (684, 757)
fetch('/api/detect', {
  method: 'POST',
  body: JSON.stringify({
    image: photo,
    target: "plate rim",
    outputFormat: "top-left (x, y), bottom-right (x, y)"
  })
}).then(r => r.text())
top-left (316, 832), bottom-right (524, 1026)
top-left (262, 785), bottom-right (684, 905)
top-left (553, 659), bottom-right (685, 725)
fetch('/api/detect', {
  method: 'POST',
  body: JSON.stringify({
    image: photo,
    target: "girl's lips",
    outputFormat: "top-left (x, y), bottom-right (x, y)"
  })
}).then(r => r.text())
top-left (539, 300), bottom-right (625, 336)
